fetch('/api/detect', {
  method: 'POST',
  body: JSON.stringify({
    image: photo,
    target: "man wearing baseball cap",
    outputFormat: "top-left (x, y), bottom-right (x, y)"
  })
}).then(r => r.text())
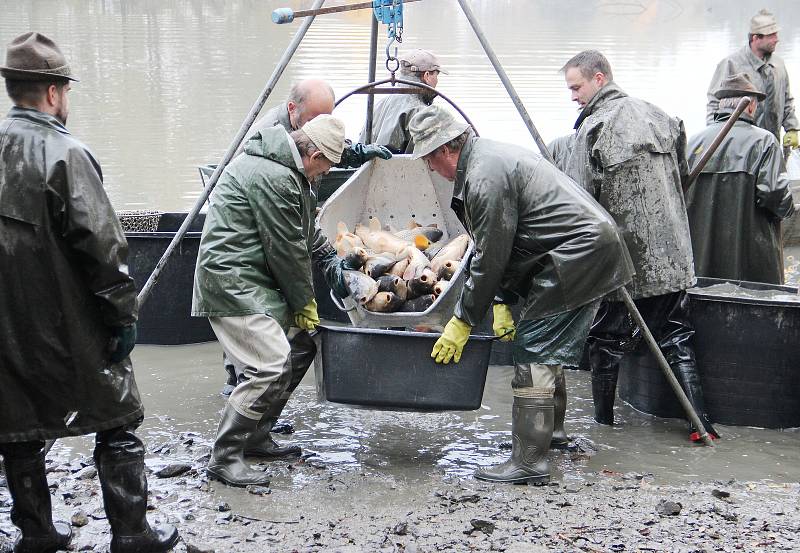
top-left (706, 9), bottom-right (799, 146)
top-left (193, 114), bottom-right (354, 487)
top-left (408, 104), bottom-right (633, 485)
top-left (688, 73), bottom-right (794, 283)
top-left (0, 32), bottom-right (179, 552)
top-left (359, 48), bottom-right (447, 153)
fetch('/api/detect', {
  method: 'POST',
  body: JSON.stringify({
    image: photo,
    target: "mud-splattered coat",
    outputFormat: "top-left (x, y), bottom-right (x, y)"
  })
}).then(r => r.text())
top-left (706, 46), bottom-right (799, 140)
top-left (686, 112), bottom-right (795, 284)
top-left (451, 134), bottom-right (634, 326)
top-left (0, 107), bottom-right (142, 442)
top-left (359, 74), bottom-right (431, 153)
top-left (192, 127), bottom-right (316, 331)
top-left (565, 82), bottom-right (695, 299)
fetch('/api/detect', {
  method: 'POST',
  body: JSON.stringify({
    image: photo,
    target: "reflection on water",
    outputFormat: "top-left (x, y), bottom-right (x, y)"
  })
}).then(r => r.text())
top-left (2, 1), bottom-right (799, 210)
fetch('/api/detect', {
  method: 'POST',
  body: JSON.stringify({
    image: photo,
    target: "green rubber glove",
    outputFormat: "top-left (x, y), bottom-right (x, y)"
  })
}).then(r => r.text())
top-left (295, 299), bottom-right (320, 331)
top-left (783, 130), bottom-right (799, 149)
top-left (338, 141), bottom-right (393, 168)
top-left (492, 304), bottom-right (516, 342)
top-left (431, 317), bottom-right (472, 364)
top-left (109, 323), bottom-right (137, 363)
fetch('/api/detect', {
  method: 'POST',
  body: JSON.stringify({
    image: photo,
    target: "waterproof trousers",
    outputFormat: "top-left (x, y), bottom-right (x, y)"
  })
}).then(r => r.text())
top-left (587, 291), bottom-right (716, 435)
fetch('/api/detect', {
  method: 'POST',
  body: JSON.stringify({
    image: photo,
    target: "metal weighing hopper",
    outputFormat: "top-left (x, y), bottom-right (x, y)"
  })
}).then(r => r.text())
top-left (318, 155), bottom-right (474, 329)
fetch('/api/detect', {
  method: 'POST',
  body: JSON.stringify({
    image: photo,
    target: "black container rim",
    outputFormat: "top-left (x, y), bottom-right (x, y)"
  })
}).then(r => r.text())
top-left (318, 324), bottom-right (495, 341)
top-left (688, 277), bottom-right (800, 308)
top-left (125, 231), bottom-right (203, 238)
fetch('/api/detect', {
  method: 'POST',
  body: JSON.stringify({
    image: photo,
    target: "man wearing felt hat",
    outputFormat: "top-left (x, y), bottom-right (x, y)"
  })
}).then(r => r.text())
top-left (688, 73), bottom-right (795, 284)
top-left (359, 48), bottom-right (447, 153)
top-left (408, 104), bottom-right (634, 485)
top-left (193, 114), bottom-right (355, 487)
top-left (707, 9), bottom-right (799, 146)
top-left (0, 32), bottom-right (180, 553)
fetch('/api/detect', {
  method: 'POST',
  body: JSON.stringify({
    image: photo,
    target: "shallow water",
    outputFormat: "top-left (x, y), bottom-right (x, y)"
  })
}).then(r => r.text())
top-left (49, 341), bottom-right (800, 490)
top-left (2, 1), bottom-right (800, 211)
top-left (690, 281), bottom-right (800, 302)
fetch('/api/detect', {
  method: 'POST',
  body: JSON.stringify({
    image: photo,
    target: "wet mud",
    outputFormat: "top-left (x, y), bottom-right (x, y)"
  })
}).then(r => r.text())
top-left (2, 343), bottom-right (798, 552)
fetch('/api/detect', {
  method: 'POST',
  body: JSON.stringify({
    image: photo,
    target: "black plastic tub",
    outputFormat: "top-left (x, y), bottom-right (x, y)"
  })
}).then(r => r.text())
top-left (125, 212), bottom-right (215, 344)
top-left (618, 277), bottom-right (800, 429)
top-left (315, 325), bottom-right (493, 411)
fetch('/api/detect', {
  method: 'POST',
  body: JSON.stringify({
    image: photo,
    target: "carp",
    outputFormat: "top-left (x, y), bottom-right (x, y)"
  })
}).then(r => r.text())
top-left (436, 259), bottom-right (460, 281)
top-left (354, 218), bottom-right (410, 257)
top-left (335, 222), bottom-right (365, 256)
top-left (387, 258), bottom-right (410, 278)
top-left (343, 247), bottom-right (369, 270)
top-left (407, 271), bottom-right (437, 297)
top-left (433, 279), bottom-right (451, 297)
top-left (365, 291), bottom-right (405, 313)
top-left (430, 234), bottom-right (470, 274)
top-left (402, 246), bottom-right (434, 281)
top-left (377, 275), bottom-right (408, 301)
top-left (399, 294), bottom-right (436, 312)
top-left (363, 254), bottom-right (399, 279)
top-left (392, 226), bottom-right (444, 244)
top-left (343, 270), bottom-right (378, 305)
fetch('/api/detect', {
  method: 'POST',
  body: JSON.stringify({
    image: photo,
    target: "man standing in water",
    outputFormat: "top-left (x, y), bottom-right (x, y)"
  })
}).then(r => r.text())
top-left (688, 73), bottom-right (795, 284)
top-left (360, 48), bottom-right (446, 153)
top-left (409, 105), bottom-right (633, 485)
top-left (0, 32), bottom-right (179, 552)
top-left (706, 9), bottom-right (799, 147)
top-left (562, 49), bottom-right (719, 442)
top-left (193, 115), bottom-right (351, 487)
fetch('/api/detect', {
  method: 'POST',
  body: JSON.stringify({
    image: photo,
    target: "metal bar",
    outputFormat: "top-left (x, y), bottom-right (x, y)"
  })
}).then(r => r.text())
top-left (288, 0), bottom-right (422, 19)
top-left (355, 86), bottom-right (427, 95)
top-left (619, 288), bottom-right (715, 447)
top-left (456, 0), bottom-right (554, 163)
top-left (336, 77), bottom-right (479, 135)
top-left (684, 96), bottom-right (752, 192)
top-left (364, 13), bottom-right (379, 143)
top-left (136, 0), bottom-right (327, 307)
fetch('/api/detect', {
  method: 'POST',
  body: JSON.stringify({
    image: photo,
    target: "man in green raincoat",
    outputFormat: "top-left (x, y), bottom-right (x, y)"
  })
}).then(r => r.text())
top-left (688, 73), bottom-right (795, 284)
top-left (359, 49), bottom-right (445, 153)
top-left (408, 104), bottom-right (633, 485)
top-left (192, 115), bottom-right (352, 487)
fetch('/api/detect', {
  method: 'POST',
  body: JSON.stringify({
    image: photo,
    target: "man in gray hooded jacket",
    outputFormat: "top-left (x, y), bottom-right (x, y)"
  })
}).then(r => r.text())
top-left (563, 49), bottom-right (719, 442)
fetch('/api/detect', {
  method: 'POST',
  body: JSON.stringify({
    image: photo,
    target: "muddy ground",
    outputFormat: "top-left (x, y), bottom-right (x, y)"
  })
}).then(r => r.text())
top-left (2, 342), bottom-right (798, 552)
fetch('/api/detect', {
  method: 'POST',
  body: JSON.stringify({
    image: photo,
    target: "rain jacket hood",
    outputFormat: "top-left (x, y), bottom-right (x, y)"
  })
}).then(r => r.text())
top-left (0, 107), bottom-right (143, 442)
top-left (192, 126), bottom-right (316, 331)
top-left (566, 82), bottom-right (696, 299)
top-left (451, 133), bottom-right (633, 326)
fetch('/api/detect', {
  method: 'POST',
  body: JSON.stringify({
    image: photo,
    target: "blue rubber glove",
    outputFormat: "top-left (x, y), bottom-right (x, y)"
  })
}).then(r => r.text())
top-left (109, 323), bottom-right (137, 363)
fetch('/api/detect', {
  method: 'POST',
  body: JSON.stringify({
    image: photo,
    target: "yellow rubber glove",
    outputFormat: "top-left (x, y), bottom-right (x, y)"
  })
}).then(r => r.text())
top-left (492, 304), bottom-right (516, 342)
top-left (783, 129), bottom-right (799, 149)
top-left (294, 299), bottom-right (320, 331)
top-left (431, 317), bottom-right (472, 364)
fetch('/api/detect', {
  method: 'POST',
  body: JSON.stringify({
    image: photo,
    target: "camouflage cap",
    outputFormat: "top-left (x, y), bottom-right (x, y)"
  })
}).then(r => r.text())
top-left (750, 9), bottom-right (779, 35)
top-left (408, 105), bottom-right (470, 159)
top-left (400, 49), bottom-right (448, 74)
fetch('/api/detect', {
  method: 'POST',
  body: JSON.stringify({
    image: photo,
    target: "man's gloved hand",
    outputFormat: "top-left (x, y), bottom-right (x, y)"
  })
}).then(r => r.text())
top-left (109, 323), bottom-right (137, 363)
top-left (431, 317), bottom-right (472, 364)
top-left (338, 141), bottom-right (393, 168)
top-left (492, 304), bottom-right (516, 342)
top-left (295, 299), bottom-right (320, 331)
top-left (783, 129), bottom-right (799, 149)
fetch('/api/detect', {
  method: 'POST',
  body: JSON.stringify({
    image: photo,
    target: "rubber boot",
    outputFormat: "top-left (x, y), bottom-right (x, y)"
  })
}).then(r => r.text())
top-left (671, 361), bottom-right (720, 442)
top-left (591, 373), bottom-right (618, 425)
top-left (550, 369), bottom-right (569, 449)
top-left (244, 416), bottom-right (301, 458)
top-left (207, 404), bottom-right (272, 487)
top-left (95, 430), bottom-right (179, 553)
top-left (221, 354), bottom-right (237, 397)
top-left (2, 450), bottom-right (72, 553)
top-left (474, 396), bottom-right (553, 485)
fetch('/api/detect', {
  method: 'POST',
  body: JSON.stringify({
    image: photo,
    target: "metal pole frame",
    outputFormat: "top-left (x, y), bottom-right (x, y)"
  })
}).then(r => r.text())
top-left (364, 14), bottom-right (379, 143)
top-left (136, 0), bottom-right (327, 306)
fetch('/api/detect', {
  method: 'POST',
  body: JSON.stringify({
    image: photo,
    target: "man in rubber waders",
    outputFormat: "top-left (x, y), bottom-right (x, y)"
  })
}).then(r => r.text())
top-left (193, 115), bottom-right (355, 487)
top-left (687, 73), bottom-right (795, 284)
top-left (562, 49), bottom-right (720, 442)
top-left (0, 32), bottom-right (179, 552)
top-left (706, 9), bottom-right (799, 147)
top-left (220, 79), bottom-right (392, 451)
top-left (408, 104), bottom-right (634, 485)
top-left (359, 48), bottom-right (446, 154)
